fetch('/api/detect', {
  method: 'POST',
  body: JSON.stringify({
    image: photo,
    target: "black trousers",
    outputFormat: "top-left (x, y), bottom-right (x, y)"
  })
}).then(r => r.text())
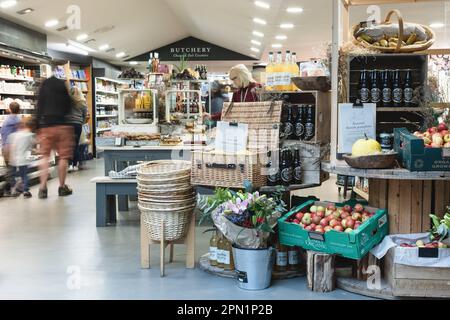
top-left (69, 124), bottom-right (83, 167)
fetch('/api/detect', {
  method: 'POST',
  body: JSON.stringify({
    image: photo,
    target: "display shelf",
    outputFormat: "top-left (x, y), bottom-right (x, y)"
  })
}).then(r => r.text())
top-left (118, 88), bottom-right (158, 126)
top-left (97, 128), bottom-right (112, 133)
top-left (96, 103), bottom-right (119, 106)
top-left (96, 114), bottom-right (118, 118)
top-left (0, 91), bottom-right (34, 96)
top-left (260, 184), bottom-right (320, 193)
top-left (376, 107), bottom-right (426, 112)
top-left (96, 89), bottom-right (119, 95)
top-left (0, 76), bottom-right (34, 82)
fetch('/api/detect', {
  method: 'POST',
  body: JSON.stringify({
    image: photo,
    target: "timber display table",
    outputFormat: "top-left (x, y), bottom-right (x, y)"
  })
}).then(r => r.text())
top-left (323, 162), bottom-right (450, 234)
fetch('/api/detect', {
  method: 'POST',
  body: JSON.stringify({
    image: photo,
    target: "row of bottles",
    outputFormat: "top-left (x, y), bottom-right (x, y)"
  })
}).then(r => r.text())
top-left (194, 65), bottom-right (208, 80)
top-left (358, 69), bottom-right (416, 108)
top-left (175, 99), bottom-right (201, 114)
top-left (281, 104), bottom-right (316, 141)
top-left (275, 236), bottom-right (302, 272)
top-left (0, 65), bottom-right (33, 79)
top-left (209, 231), bottom-right (235, 271)
top-left (266, 51), bottom-right (300, 92)
top-left (267, 148), bottom-right (303, 186)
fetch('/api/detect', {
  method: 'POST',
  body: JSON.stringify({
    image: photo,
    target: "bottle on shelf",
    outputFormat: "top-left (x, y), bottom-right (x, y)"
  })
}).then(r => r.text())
top-left (275, 236), bottom-right (288, 272)
top-left (370, 70), bottom-right (381, 107)
top-left (265, 52), bottom-right (274, 91)
top-left (294, 105), bottom-right (306, 141)
top-left (403, 69), bottom-right (415, 107)
top-left (283, 104), bottom-right (295, 140)
top-left (267, 150), bottom-right (281, 187)
top-left (280, 149), bottom-right (293, 186)
top-left (293, 148), bottom-right (303, 185)
top-left (392, 69), bottom-right (404, 108)
top-left (288, 246), bottom-right (301, 271)
top-left (274, 51), bottom-right (284, 91)
top-left (382, 69), bottom-right (392, 108)
top-left (283, 51), bottom-right (292, 92)
top-left (358, 69), bottom-right (370, 103)
top-left (304, 105), bottom-right (316, 142)
top-left (291, 52), bottom-right (300, 91)
top-left (216, 234), bottom-right (225, 269)
top-left (209, 230), bottom-right (219, 267)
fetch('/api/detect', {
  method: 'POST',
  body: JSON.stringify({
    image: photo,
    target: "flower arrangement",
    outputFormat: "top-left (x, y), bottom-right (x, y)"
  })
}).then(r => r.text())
top-left (198, 185), bottom-right (287, 249)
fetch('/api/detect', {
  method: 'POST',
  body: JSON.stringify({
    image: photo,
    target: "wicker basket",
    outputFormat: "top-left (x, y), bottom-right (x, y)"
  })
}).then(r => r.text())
top-left (191, 151), bottom-right (267, 189)
top-left (140, 205), bottom-right (195, 242)
top-left (137, 160), bottom-right (195, 242)
top-left (221, 101), bottom-right (283, 152)
top-left (352, 10), bottom-right (435, 53)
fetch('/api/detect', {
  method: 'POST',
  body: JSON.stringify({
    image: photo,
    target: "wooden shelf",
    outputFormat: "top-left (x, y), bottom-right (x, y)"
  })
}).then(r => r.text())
top-left (0, 76), bottom-right (34, 82)
top-left (0, 92), bottom-right (34, 96)
top-left (96, 89), bottom-right (119, 95)
top-left (96, 103), bottom-right (119, 106)
top-left (353, 186), bottom-right (369, 201)
top-left (97, 128), bottom-right (112, 133)
top-left (377, 107), bottom-right (425, 112)
top-left (70, 79), bottom-right (89, 82)
top-left (96, 114), bottom-right (118, 118)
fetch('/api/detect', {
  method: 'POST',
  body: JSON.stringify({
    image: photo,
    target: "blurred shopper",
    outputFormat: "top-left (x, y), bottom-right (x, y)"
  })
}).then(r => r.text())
top-left (8, 118), bottom-right (36, 198)
top-left (36, 76), bottom-right (74, 199)
top-left (205, 81), bottom-right (230, 125)
top-left (229, 64), bottom-right (261, 103)
top-left (67, 87), bottom-right (88, 172)
top-left (0, 102), bottom-right (21, 196)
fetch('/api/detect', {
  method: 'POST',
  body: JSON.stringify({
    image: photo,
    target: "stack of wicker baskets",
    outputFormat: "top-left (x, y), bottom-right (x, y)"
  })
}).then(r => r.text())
top-left (137, 160), bottom-right (196, 242)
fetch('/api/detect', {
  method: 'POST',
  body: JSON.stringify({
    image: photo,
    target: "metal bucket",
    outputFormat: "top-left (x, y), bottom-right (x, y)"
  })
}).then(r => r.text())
top-left (232, 246), bottom-right (276, 291)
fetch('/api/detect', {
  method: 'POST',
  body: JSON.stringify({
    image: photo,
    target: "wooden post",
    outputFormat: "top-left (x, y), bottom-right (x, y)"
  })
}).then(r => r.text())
top-left (307, 251), bottom-right (336, 293)
top-left (352, 255), bottom-right (369, 281)
top-left (160, 220), bottom-right (165, 278)
top-left (140, 214), bottom-right (150, 269)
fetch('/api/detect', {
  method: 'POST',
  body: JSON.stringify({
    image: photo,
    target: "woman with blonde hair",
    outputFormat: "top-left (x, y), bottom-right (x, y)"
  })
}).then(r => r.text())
top-left (67, 86), bottom-right (88, 172)
top-left (229, 64), bottom-right (261, 103)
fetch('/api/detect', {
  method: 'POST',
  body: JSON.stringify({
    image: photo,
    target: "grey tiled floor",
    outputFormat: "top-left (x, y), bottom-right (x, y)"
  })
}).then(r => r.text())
top-left (0, 160), bottom-right (371, 300)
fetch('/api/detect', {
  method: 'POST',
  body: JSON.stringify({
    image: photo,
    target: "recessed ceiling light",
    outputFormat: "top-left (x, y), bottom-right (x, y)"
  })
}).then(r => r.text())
top-left (45, 19), bottom-right (59, 28)
top-left (253, 18), bottom-right (267, 25)
top-left (116, 52), bottom-right (126, 58)
top-left (99, 44), bottom-right (110, 51)
top-left (76, 34), bottom-right (89, 41)
top-left (430, 22), bottom-right (445, 29)
top-left (67, 40), bottom-right (96, 53)
top-left (0, 0), bottom-right (17, 9)
top-left (276, 35), bottom-right (287, 40)
top-left (251, 40), bottom-right (262, 46)
top-left (129, 61), bottom-right (139, 65)
top-left (272, 44), bottom-right (283, 48)
top-left (17, 7), bottom-right (34, 15)
top-left (251, 47), bottom-right (260, 53)
top-left (254, 1), bottom-right (270, 9)
top-left (287, 7), bottom-right (304, 13)
top-left (253, 31), bottom-right (264, 38)
top-left (280, 23), bottom-right (294, 29)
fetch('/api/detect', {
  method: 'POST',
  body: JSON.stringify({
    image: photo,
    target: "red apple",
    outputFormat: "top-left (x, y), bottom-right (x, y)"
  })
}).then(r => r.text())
top-left (355, 221), bottom-right (363, 229)
top-left (343, 205), bottom-right (353, 213)
top-left (316, 211), bottom-right (325, 219)
top-left (341, 219), bottom-right (348, 229)
top-left (428, 127), bottom-right (438, 135)
top-left (295, 212), bottom-right (304, 221)
top-left (438, 123), bottom-right (448, 132)
top-left (346, 218), bottom-right (356, 229)
top-left (316, 206), bottom-right (326, 214)
top-left (352, 212), bottom-right (362, 221)
top-left (315, 229), bottom-right (325, 234)
top-left (345, 228), bottom-right (354, 233)
top-left (332, 211), bottom-right (341, 220)
top-left (320, 219), bottom-right (329, 228)
top-left (334, 226), bottom-right (344, 232)
top-left (293, 219), bottom-right (300, 224)
top-left (354, 204), bottom-right (364, 213)
top-left (327, 204), bottom-right (337, 211)
top-left (305, 226), bottom-right (313, 232)
top-left (312, 216), bottom-right (322, 225)
top-left (324, 226), bottom-right (333, 233)
top-left (329, 219), bottom-right (340, 228)
top-left (310, 224), bottom-right (317, 230)
top-left (340, 212), bottom-right (350, 220)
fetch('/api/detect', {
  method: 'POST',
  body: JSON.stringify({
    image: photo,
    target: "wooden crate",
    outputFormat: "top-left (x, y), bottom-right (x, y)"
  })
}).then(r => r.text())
top-left (283, 141), bottom-right (330, 185)
top-left (262, 91), bottom-right (331, 145)
top-left (384, 248), bottom-right (450, 298)
top-left (347, 54), bottom-right (428, 135)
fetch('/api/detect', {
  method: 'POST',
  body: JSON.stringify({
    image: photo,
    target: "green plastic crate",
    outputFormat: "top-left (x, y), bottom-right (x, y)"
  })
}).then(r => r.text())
top-left (394, 128), bottom-right (450, 172)
top-left (278, 200), bottom-right (389, 260)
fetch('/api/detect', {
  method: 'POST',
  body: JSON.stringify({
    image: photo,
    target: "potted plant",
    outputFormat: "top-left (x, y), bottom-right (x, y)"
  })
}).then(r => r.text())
top-left (198, 185), bottom-right (287, 290)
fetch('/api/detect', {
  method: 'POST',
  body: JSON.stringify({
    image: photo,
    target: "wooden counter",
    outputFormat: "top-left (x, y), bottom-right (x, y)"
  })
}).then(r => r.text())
top-left (323, 162), bottom-right (450, 234)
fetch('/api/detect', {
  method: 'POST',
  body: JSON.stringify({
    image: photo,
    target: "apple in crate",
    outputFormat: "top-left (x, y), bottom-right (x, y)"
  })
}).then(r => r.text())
top-left (320, 219), bottom-right (329, 228)
top-left (332, 211), bottom-right (341, 220)
top-left (312, 216), bottom-right (322, 225)
top-left (432, 134), bottom-right (444, 146)
top-left (345, 228), bottom-right (354, 233)
top-left (310, 206), bottom-right (318, 213)
top-left (346, 218), bottom-right (356, 229)
top-left (329, 219), bottom-right (341, 228)
top-left (444, 134), bottom-right (450, 143)
top-left (302, 214), bottom-right (312, 225)
top-left (438, 123), bottom-right (448, 132)
top-left (352, 212), bottom-right (362, 221)
top-left (317, 206), bottom-right (326, 214)
top-left (355, 221), bottom-right (363, 229)
top-left (295, 212), bottom-right (304, 221)
top-left (316, 211), bottom-right (325, 219)
top-left (343, 205), bottom-right (353, 213)
top-left (334, 226), bottom-right (344, 232)
top-left (354, 204), bottom-right (364, 213)
top-left (293, 219), bottom-right (300, 224)
top-left (305, 226), bottom-right (314, 232)
top-left (324, 226), bottom-right (333, 233)
top-left (341, 211), bottom-right (350, 220)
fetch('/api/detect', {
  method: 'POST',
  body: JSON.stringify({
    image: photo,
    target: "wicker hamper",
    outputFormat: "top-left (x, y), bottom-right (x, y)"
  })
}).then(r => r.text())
top-left (137, 160), bottom-right (196, 242)
top-left (191, 101), bottom-right (282, 189)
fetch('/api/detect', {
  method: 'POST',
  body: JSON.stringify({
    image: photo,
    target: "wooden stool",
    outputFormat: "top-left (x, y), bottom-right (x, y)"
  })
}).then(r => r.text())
top-left (140, 213), bottom-right (196, 277)
top-left (307, 251), bottom-right (336, 293)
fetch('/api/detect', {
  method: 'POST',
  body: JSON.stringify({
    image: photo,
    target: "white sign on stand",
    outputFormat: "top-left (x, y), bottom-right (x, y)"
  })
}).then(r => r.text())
top-left (338, 103), bottom-right (377, 156)
top-left (215, 121), bottom-right (249, 154)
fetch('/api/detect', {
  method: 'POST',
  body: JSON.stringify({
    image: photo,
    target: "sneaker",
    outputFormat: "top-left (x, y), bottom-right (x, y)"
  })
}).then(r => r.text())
top-left (58, 185), bottom-right (73, 197)
top-left (73, 166), bottom-right (79, 172)
top-left (23, 192), bottom-right (32, 199)
top-left (68, 165), bottom-right (74, 173)
top-left (38, 188), bottom-right (48, 199)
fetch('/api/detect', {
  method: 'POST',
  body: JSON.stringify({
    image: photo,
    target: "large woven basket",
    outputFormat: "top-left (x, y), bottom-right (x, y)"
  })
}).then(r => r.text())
top-left (140, 205), bottom-right (195, 242)
top-left (191, 151), bottom-right (267, 189)
top-left (137, 160), bottom-right (195, 242)
top-left (352, 10), bottom-right (435, 53)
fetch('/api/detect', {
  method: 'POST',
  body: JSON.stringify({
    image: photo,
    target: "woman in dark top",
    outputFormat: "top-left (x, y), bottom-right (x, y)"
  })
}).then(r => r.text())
top-left (206, 81), bottom-right (230, 124)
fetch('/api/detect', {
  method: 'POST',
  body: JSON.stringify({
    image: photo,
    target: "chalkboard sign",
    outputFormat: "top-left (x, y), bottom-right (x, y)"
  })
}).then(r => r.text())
top-left (0, 17), bottom-right (47, 55)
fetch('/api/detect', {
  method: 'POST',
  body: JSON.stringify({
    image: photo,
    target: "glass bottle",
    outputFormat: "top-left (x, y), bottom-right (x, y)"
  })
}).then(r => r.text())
top-left (275, 236), bottom-right (288, 272)
top-left (288, 246), bottom-right (301, 271)
top-left (274, 51), bottom-right (283, 91)
top-left (370, 70), bottom-right (381, 107)
top-left (267, 150), bottom-right (281, 187)
top-left (392, 69), bottom-right (403, 108)
top-left (280, 149), bottom-right (293, 186)
top-left (216, 234), bottom-right (225, 269)
top-left (284, 105), bottom-right (295, 140)
top-left (209, 230), bottom-right (219, 267)
top-left (403, 69), bottom-right (414, 107)
top-left (381, 69), bottom-right (392, 108)
top-left (358, 69), bottom-right (370, 103)
top-left (294, 105), bottom-right (305, 141)
top-left (265, 52), bottom-right (274, 91)
top-left (291, 52), bottom-right (300, 91)
top-left (304, 105), bottom-right (315, 141)
top-left (293, 148), bottom-right (302, 185)
top-left (222, 238), bottom-right (235, 271)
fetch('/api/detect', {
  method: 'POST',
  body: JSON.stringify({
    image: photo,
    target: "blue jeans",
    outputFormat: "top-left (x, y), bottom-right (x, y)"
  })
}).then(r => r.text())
top-left (14, 166), bottom-right (29, 192)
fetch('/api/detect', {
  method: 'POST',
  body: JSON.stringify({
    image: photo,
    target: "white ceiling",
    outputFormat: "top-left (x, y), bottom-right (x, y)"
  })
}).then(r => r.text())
top-left (0, 0), bottom-right (449, 69)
